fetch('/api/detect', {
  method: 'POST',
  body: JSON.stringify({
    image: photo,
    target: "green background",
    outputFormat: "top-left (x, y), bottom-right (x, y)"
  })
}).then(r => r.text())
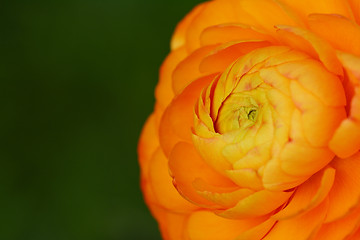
top-left (0, 0), bottom-right (203, 239)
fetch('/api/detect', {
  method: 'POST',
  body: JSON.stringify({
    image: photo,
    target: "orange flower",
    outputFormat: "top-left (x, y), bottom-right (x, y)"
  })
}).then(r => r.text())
top-left (138, 0), bottom-right (360, 239)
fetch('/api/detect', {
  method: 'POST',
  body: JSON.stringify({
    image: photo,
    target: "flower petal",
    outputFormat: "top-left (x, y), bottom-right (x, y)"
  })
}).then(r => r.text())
top-left (172, 45), bottom-right (219, 94)
top-left (233, 0), bottom-right (305, 35)
top-left (275, 25), bottom-right (343, 76)
top-left (308, 14), bottom-right (360, 56)
top-left (314, 205), bottom-right (360, 240)
top-left (169, 142), bottom-right (237, 207)
top-left (200, 23), bottom-right (276, 46)
top-left (272, 167), bottom-right (335, 220)
top-left (138, 114), bottom-right (159, 175)
top-left (279, 0), bottom-right (354, 21)
top-left (159, 74), bottom-right (214, 156)
top-left (199, 40), bottom-right (271, 73)
top-left (264, 198), bottom-right (329, 240)
top-left (156, 47), bottom-right (187, 108)
top-left (280, 141), bottom-right (334, 176)
top-left (171, 3), bottom-right (207, 51)
top-left (216, 189), bottom-right (292, 219)
top-left (329, 52), bottom-right (360, 158)
top-left (149, 148), bottom-right (199, 212)
top-left (326, 151), bottom-right (360, 222)
top-left (186, 210), bottom-right (269, 240)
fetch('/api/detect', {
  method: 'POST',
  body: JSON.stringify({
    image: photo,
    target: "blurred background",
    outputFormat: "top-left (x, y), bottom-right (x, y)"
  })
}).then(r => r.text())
top-left (0, 0), bottom-right (203, 239)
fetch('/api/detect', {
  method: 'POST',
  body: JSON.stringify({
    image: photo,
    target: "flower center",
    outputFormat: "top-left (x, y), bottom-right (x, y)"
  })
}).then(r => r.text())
top-left (215, 94), bottom-right (261, 134)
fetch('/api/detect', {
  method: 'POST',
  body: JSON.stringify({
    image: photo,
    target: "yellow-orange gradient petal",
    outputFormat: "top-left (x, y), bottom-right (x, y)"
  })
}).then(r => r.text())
top-left (279, 0), bottom-right (355, 22)
top-left (215, 189), bottom-right (293, 219)
top-left (326, 152), bottom-right (360, 222)
top-left (200, 24), bottom-right (276, 46)
top-left (186, 210), bottom-right (269, 240)
top-left (172, 45), bottom-right (219, 94)
top-left (308, 14), bottom-right (360, 56)
top-left (148, 148), bottom-right (199, 212)
top-left (233, 0), bottom-right (305, 35)
top-left (235, 218), bottom-right (277, 240)
top-left (152, 206), bottom-right (191, 240)
top-left (272, 167), bottom-right (335, 220)
top-left (159, 74), bottom-right (215, 157)
top-left (329, 52), bottom-right (360, 158)
top-left (138, 114), bottom-right (159, 173)
top-left (314, 205), bottom-right (360, 240)
top-left (347, 0), bottom-right (360, 24)
top-left (169, 142), bottom-right (237, 207)
top-left (199, 40), bottom-right (271, 73)
top-left (264, 198), bottom-right (329, 240)
top-left (171, 3), bottom-right (207, 51)
top-left (184, 0), bottom-right (239, 52)
top-left (275, 25), bottom-right (343, 76)
top-left (156, 47), bottom-right (187, 109)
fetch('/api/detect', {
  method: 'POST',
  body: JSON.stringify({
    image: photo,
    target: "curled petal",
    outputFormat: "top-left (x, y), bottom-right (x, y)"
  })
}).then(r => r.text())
top-left (314, 205), bottom-right (360, 240)
top-left (272, 167), bottom-right (335, 220)
top-left (156, 47), bottom-right (187, 108)
top-left (308, 14), bottom-right (360, 56)
top-left (329, 52), bottom-right (360, 158)
top-left (326, 151), bottom-right (360, 222)
top-left (215, 189), bottom-right (293, 219)
top-left (231, 0), bottom-right (305, 34)
top-left (149, 148), bottom-right (199, 212)
top-left (199, 40), bottom-right (271, 73)
top-left (159, 74), bottom-right (215, 156)
top-left (186, 210), bottom-right (269, 240)
top-left (138, 114), bottom-right (159, 175)
top-left (279, 141), bottom-right (334, 176)
top-left (169, 142), bottom-right (237, 207)
top-left (275, 25), bottom-right (343, 76)
top-left (264, 198), bottom-right (329, 240)
top-left (171, 3), bottom-right (207, 51)
top-left (278, 0), bottom-right (355, 21)
top-left (200, 23), bottom-right (276, 46)
top-left (172, 45), bottom-right (219, 94)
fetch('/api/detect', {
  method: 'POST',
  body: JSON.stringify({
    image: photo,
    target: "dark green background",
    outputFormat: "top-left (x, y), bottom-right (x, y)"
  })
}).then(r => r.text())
top-left (0, 0), bottom-right (203, 239)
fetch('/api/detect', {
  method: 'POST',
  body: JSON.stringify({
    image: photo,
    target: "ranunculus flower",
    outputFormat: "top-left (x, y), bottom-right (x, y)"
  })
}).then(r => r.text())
top-left (138, 0), bottom-right (360, 239)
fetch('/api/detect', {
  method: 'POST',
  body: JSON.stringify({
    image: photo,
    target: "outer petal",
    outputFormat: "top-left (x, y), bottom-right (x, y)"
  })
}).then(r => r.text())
top-left (156, 47), bottom-right (187, 108)
top-left (264, 198), bottom-right (329, 240)
top-left (329, 52), bottom-right (360, 158)
top-left (326, 151), bottom-right (360, 222)
top-left (200, 23), bottom-right (276, 46)
top-left (272, 167), bottom-right (335, 220)
top-left (232, 0), bottom-right (305, 34)
top-left (314, 205), bottom-right (360, 240)
top-left (199, 40), bottom-right (271, 73)
top-left (278, 0), bottom-right (355, 21)
top-left (152, 205), bottom-right (191, 240)
top-left (169, 142), bottom-right (237, 207)
top-left (275, 25), bottom-right (343, 76)
top-left (186, 210), bottom-right (270, 240)
top-left (172, 45), bottom-right (219, 94)
top-left (170, 3), bottom-right (207, 51)
top-left (138, 114), bottom-right (159, 174)
top-left (184, 0), bottom-right (239, 52)
top-left (347, 0), bottom-right (360, 24)
top-left (159, 74), bottom-right (215, 157)
top-left (308, 14), bottom-right (360, 56)
top-left (148, 148), bottom-right (199, 212)
top-left (215, 189), bottom-right (293, 219)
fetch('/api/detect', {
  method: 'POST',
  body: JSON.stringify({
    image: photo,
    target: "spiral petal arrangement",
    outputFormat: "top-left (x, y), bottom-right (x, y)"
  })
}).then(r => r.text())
top-left (139, 0), bottom-right (360, 239)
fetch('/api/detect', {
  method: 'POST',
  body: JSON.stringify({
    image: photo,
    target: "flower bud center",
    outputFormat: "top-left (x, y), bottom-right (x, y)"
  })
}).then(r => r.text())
top-left (215, 94), bottom-right (260, 134)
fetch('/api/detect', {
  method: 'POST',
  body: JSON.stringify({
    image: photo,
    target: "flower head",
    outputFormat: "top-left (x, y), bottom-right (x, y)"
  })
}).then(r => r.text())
top-left (139, 0), bottom-right (360, 239)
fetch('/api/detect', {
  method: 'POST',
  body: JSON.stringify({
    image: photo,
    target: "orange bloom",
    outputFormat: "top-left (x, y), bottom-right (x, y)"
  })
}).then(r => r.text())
top-left (138, 0), bottom-right (360, 239)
